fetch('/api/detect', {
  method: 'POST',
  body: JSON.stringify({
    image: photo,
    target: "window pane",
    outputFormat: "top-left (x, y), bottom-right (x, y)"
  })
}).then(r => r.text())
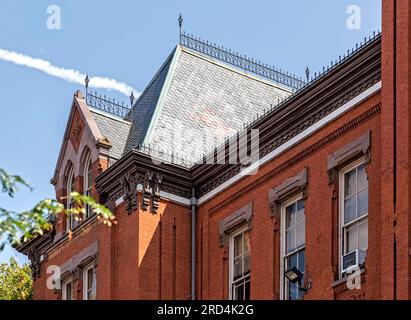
top-left (87, 162), bottom-right (92, 188)
top-left (88, 269), bottom-right (93, 291)
top-left (344, 196), bottom-right (356, 224)
top-left (296, 200), bottom-right (305, 223)
top-left (243, 231), bottom-right (250, 253)
top-left (233, 257), bottom-right (242, 280)
top-left (234, 284), bottom-right (243, 300)
top-left (344, 169), bottom-right (356, 197)
top-left (298, 250), bottom-right (305, 273)
top-left (244, 280), bottom-right (250, 300)
top-left (357, 164), bottom-right (367, 191)
top-left (358, 220), bottom-right (368, 250)
top-left (286, 204), bottom-right (296, 229)
top-left (286, 228), bottom-right (296, 253)
top-left (231, 230), bottom-right (251, 301)
top-left (66, 282), bottom-right (72, 300)
top-left (92, 270), bottom-right (96, 300)
top-left (286, 253), bottom-right (298, 269)
top-left (296, 223), bottom-right (305, 249)
top-left (234, 234), bottom-right (242, 257)
top-left (243, 252), bottom-right (250, 275)
top-left (288, 282), bottom-right (299, 300)
top-left (346, 225), bottom-right (358, 253)
top-left (357, 189), bottom-right (368, 218)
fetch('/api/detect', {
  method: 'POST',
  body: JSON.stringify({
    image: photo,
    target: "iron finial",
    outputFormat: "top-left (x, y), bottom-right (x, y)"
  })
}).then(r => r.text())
top-left (305, 66), bottom-right (310, 82)
top-left (178, 14), bottom-right (183, 42)
top-left (85, 73), bottom-right (89, 94)
top-left (130, 91), bottom-right (134, 106)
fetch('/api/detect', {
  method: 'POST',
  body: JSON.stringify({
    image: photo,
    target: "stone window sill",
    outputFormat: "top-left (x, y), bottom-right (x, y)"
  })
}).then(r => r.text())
top-left (332, 267), bottom-right (366, 288)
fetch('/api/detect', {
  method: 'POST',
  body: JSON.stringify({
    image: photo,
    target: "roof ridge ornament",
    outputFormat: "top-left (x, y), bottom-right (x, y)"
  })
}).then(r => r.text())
top-left (178, 14), bottom-right (183, 43)
top-left (85, 73), bottom-right (89, 95)
top-left (179, 32), bottom-right (306, 89)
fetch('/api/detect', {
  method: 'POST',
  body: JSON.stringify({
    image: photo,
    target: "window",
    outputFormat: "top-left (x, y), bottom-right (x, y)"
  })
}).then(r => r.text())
top-left (339, 158), bottom-right (368, 275)
top-left (62, 277), bottom-right (74, 300)
top-left (67, 166), bottom-right (77, 231)
top-left (83, 152), bottom-right (93, 219)
top-left (83, 264), bottom-right (96, 300)
top-left (229, 227), bottom-right (250, 300)
top-left (281, 196), bottom-right (305, 300)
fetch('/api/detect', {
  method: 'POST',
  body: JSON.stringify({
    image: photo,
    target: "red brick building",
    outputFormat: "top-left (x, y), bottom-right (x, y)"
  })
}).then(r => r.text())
top-left (18, 0), bottom-right (411, 300)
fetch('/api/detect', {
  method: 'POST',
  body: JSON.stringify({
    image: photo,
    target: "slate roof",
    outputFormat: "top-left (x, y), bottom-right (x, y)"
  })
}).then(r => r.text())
top-left (123, 45), bottom-right (292, 162)
top-left (90, 109), bottom-right (131, 160)
top-left (123, 49), bottom-right (175, 154)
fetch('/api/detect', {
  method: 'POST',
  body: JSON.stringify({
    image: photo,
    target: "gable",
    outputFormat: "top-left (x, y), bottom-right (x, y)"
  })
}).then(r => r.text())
top-left (68, 108), bottom-right (85, 153)
top-left (51, 92), bottom-right (108, 189)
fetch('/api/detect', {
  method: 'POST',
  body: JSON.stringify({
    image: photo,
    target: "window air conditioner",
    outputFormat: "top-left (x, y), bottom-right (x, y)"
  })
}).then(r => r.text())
top-left (341, 249), bottom-right (367, 275)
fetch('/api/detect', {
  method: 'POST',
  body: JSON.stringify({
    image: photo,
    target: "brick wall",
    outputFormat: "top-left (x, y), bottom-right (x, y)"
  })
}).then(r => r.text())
top-left (380, 0), bottom-right (411, 300)
top-left (197, 92), bottom-right (381, 300)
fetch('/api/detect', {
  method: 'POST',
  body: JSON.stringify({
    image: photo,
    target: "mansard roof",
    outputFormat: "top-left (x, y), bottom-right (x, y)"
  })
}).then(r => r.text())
top-left (122, 35), bottom-right (296, 160)
top-left (95, 32), bottom-right (382, 202)
top-left (123, 48), bottom-right (176, 154)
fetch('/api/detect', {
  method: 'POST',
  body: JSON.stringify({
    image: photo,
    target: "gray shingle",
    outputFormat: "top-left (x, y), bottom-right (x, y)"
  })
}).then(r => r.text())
top-left (91, 111), bottom-right (131, 160)
top-left (122, 44), bottom-right (292, 164)
top-left (147, 47), bottom-right (291, 162)
top-left (123, 48), bottom-right (175, 154)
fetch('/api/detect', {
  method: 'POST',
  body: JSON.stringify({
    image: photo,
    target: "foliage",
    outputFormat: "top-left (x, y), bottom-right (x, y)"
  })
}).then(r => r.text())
top-left (0, 257), bottom-right (33, 300)
top-left (0, 167), bottom-right (115, 250)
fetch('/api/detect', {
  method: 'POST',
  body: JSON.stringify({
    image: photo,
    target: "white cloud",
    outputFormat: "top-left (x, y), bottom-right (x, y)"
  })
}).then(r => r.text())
top-left (0, 48), bottom-right (139, 96)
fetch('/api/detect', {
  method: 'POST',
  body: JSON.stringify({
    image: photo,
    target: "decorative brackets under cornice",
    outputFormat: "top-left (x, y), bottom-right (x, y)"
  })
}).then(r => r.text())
top-left (269, 168), bottom-right (308, 217)
top-left (28, 246), bottom-right (42, 279)
top-left (327, 130), bottom-right (371, 184)
top-left (142, 171), bottom-right (163, 214)
top-left (219, 202), bottom-right (253, 247)
top-left (120, 172), bottom-right (138, 215)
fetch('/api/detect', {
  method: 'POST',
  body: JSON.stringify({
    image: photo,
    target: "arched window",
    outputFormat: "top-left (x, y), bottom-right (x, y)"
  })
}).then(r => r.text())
top-left (83, 151), bottom-right (93, 219)
top-left (66, 165), bottom-right (77, 231)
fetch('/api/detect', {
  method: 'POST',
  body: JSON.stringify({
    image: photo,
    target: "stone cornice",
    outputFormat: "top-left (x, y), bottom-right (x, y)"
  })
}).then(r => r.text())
top-left (208, 104), bottom-right (380, 215)
top-left (95, 150), bottom-right (193, 211)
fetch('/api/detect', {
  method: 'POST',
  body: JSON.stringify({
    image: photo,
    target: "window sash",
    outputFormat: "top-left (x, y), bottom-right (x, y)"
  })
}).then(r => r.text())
top-left (284, 248), bottom-right (305, 300)
top-left (62, 277), bottom-right (74, 300)
top-left (84, 155), bottom-right (93, 219)
top-left (231, 274), bottom-right (250, 300)
top-left (342, 163), bottom-right (368, 226)
top-left (83, 264), bottom-right (96, 300)
top-left (229, 227), bottom-right (250, 300)
top-left (339, 158), bottom-right (368, 275)
top-left (280, 195), bottom-right (305, 301)
top-left (67, 168), bottom-right (76, 231)
top-left (343, 216), bottom-right (368, 254)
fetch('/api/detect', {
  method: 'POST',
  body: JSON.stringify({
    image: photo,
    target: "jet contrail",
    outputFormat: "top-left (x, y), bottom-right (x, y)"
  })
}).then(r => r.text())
top-left (0, 48), bottom-right (138, 96)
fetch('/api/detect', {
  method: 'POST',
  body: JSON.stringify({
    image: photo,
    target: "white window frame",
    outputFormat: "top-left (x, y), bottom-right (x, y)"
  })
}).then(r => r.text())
top-left (66, 166), bottom-right (76, 231)
top-left (83, 152), bottom-right (93, 219)
top-left (62, 276), bottom-right (74, 300)
top-left (280, 193), bottom-right (305, 300)
top-left (228, 225), bottom-right (250, 300)
top-left (83, 263), bottom-right (96, 300)
top-left (338, 156), bottom-right (368, 277)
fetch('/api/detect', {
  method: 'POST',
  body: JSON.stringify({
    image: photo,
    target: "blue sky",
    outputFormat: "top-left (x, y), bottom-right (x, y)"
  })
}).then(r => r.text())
top-left (0, 0), bottom-right (381, 264)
